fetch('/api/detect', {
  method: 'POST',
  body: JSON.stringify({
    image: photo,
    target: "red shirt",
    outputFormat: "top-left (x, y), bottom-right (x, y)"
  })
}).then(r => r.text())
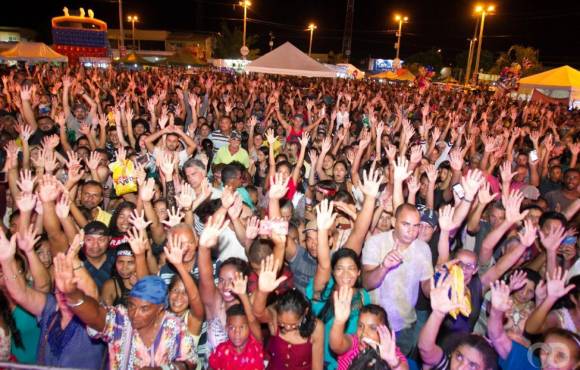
top-left (209, 334), bottom-right (265, 370)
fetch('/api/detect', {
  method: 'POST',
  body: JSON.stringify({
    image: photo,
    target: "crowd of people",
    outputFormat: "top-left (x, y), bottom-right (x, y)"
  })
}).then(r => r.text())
top-left (0, 62), bottom-right (578, 370)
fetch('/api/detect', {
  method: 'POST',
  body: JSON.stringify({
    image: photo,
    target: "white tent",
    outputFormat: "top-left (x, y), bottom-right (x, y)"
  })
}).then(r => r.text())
top-left (245, 42), bottom-right (336, 78)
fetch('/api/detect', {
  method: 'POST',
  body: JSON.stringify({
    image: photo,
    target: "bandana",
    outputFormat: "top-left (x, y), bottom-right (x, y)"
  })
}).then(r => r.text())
top-left (128, 276), bottom-right (168, 307)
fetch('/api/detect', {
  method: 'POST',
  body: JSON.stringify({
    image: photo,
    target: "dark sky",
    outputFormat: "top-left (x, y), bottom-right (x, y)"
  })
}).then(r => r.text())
top-left (2, 0), bottom-right (579, 68)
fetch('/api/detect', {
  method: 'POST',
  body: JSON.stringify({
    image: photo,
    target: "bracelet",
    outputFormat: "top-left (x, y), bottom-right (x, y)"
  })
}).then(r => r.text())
top-left (73, 264), bottom-right (84, 271)
top-left (464, 198), bottom-right (473, 203)
top-left (66, 297), bottom-right (85, 308)
top-left (2, 269), bottom-right (23, 281)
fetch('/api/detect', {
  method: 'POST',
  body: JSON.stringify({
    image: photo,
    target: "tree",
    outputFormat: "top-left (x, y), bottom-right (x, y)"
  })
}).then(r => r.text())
top-left (454, 49), bottom-right (494, 73)
top-left (404, 49), bottom-right (443, 71)
top-left (213, 22), bottom-right (260, 59)
top-left (491, 45), bottom-right (542, 76)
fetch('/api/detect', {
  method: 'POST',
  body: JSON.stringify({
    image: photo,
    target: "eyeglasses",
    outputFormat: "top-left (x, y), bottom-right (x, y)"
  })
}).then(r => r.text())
top-left (458, 261), bottom-right (477, 271)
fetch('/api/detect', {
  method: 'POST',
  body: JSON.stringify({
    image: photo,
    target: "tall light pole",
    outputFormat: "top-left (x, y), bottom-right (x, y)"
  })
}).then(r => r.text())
top-left (465, 15), bottom-right (480, 84)
top-left (394, 14), bottom-right (409, 60)
top-left (127, 15), bottom-right (138, 51)
top-left (239, 0), bottom-right (251, 48)
top-left (117, 0), bottom-right (125, 56)
top-left (307, 23), bottom-right (317, 56)
top-left (473, 4), bottom-right (495, 83)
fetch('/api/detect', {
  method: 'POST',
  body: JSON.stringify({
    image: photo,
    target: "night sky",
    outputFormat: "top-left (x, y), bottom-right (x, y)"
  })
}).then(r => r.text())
top-left (1, 0), bottom-right (579, 68)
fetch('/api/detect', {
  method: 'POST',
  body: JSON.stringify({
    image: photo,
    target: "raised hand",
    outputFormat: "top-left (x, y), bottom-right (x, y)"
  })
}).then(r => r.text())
top-left (127, 227), bottom-right (149, 256)
top-left (377, 325), bottom-right (399, 368)
top-left (539, 223), bottom-right (567, 252)
top-left (430, 275), bottom-right (460, 315)
top-left (227, 193), bottom-right (243, 220)
top-left (139, 178), bottom-right (156, 202)
top-left (221, 185), bottom-right (236, 209)
top-left (164, 233), bottom-right (185, 266)
top-left (499, 161), bottom-right (516, 185)
top-left (508, 270), bottom-right (528, 292)
top-left (269, 173), bottom-right (289, 200)
top-left (460, 169), bottom-right (484, 201)
top-left (425, 164), bottom-right (438, 184)
top-left (316, 199), bottom-right (337, 231)
top-left (161, 207), bottom-right (184, 228)
top-left (502, 189), bottom-right (528, 224)
top-left (320, 137), bottom-right (332, 154)
top-left (16, 191), bottom-right (37, 213)
top-left (410, 145), bottom-right (423, 164)
top-left (517, 218), bottom-right (538, 248)
top-left (55, 192), bottom-right (71, 219)
top-left (246, 216), bottom-right (260, 241)
top-left (159, 151), bottom-right (176, 179)
top-left (199, 214), bottom-right (229, 249)
top-left (265, 128), bottom-right (276, 146)
top-left (258, 254), bottom-right (287, 293)
top-left (232, 271), bottom-right (248, 297)
top-left (333, 285), bottom-right (353, 323)
top-left (86, 151), bottom-right (101, 172)
top-left (176, 183), bottom-right (196, 210)
top-left (406, 176), bottom-right (420, 194)
top-left (38, 175), bottom-right (62, 203)
top-left (361, 168), bottom-right (385, 197)
top-left (477, 181), bottom-right (497, 205)
top-left (490, 280), bottom-right (513, 313)
top-left (0, 230), bottom-right (17, 262)
top-left (438, 204), bottom-right (455, 232)
top-left (116, 146), bottom-right (127, 163)
top-left (385, 144), bottom-right (397, 161)
top-left (43, 149), bottom-right (58, 174)
top-left (546, 267), bottom-right (575, 300)
top-left (15, 224), bottom-right (40, 254)
top-left (129, 209), bottom-right (152, 231)
top-left (53, 253), bottom-right (77, 294)
top-left (393, 156), bottom-right (412, 182)
top-left (298, 131), bottom-right (310, 148)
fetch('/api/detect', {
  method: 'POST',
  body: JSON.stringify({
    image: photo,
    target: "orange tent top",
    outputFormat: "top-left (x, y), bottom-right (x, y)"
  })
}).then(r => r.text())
top-left (0, 42), bottom-right (68, 63)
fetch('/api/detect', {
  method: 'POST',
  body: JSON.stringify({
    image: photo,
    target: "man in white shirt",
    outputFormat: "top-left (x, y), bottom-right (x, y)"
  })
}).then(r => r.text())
top-left (362, 203), bottom-right (433, 355)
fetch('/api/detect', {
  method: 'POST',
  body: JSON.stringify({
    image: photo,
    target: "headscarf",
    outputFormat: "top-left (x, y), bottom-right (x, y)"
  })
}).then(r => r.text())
top-left (128, 276), bottom-right (168, 307)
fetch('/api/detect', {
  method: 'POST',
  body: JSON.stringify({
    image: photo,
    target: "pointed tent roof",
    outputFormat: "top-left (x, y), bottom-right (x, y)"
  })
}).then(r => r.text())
top-left (246, 42), bottom-right (336, 78)
top-left (117, 52), bottom-right (156, 65)
top-left (0, 42), bottom-right (67, 63)
top-left (519, 65), bottom-right (580, 90)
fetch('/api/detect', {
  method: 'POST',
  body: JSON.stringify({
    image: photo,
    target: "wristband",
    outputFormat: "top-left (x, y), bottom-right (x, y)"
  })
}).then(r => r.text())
top-left (2, 269), bottom-right (23, 281)
top-left (464, 198), bottom-right (473, 203)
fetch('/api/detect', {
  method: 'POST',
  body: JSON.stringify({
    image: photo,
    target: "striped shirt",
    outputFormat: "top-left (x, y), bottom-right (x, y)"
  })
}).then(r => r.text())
top-left (208, 130), bottom-right (230, 153)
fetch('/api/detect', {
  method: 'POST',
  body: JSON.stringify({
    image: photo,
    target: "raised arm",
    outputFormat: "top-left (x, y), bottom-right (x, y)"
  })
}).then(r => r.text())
top-left (329, 286), bottom-right (354, 355)
top-left (487, 281), bottom-right (514, 359)
top-left (344, 168), bottom-right (383, 255)
top-left (0, 231), bottom-right (46, 317)
top-left (252, 254), bottom-right (287, 323)
top-left (312, 200), bottom-right (336, 295)
top-left (418, 276), bottom-right (459, 368)
top-left (292, 132), bottom-right (309, 185)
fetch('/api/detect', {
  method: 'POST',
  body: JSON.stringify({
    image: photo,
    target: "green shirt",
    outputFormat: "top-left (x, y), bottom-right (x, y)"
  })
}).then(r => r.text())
top-left (11, 305), bottom-right (40, 364)
top-left (213, 146), bottom-right (250, 168)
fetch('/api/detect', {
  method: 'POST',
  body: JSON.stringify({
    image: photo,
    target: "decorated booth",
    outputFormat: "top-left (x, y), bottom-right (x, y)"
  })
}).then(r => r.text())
top-left (51, 7), bottom-right (110, 65)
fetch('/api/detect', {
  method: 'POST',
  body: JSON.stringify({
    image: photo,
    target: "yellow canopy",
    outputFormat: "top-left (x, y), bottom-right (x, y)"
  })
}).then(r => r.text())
top-left (370, 69), bottom-right (415, 81)
top-left (0, 42), bottom-right (68, 63)
top-left (519, 65), bottom-right (580, 90)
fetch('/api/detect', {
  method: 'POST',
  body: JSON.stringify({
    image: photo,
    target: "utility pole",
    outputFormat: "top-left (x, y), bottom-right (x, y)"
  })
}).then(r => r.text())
top-left (465, 17), bottom-right (479, 84)
top-left (341, 0), bottom-right (355, 62)
top-left (117, 0), bottom-right (125, 56)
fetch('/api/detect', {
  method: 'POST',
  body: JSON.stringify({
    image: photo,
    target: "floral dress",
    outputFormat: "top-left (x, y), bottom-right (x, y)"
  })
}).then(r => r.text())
top-left (0, 326), bottom-right (11, 361)
top-left (88, 306), bottom-right (197, 369)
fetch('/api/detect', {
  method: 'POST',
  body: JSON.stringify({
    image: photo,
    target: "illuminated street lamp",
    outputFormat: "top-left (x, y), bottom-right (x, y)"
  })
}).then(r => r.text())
top-left (472, 4), bottom-right (495, 82)
top-left (127, 15), bottom-right (138, 50)
top-left (394, 14), bottom-right (409, 60)
top-left (307, 23), bottom-right (317, 56)
top-left (239, 0), bottom-right (251, 48)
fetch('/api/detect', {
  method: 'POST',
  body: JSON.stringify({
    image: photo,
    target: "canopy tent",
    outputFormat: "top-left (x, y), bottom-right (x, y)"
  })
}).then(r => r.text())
top-left (370, 69), bottom-right (415, 81)
top-left (117, 52), bottom-right (157, 66)
top-left (0, 42), bottom-right (68, 63)
top-left (518, 65), bottom-right (580, 107)
top-left (245, 42), bottom-right (336, 78)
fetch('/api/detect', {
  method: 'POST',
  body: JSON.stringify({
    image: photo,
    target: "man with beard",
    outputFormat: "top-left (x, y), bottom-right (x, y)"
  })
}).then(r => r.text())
top-left (19, 84), bottom-right (59, 145)
top-left (62, 75), bottom-right (97, 139)
top-left (73, 180), bottom-right (112, 226)
top-left (545, 168), bottom-right (580, 212)
top-left (145, 125), bottom-right (197, 167)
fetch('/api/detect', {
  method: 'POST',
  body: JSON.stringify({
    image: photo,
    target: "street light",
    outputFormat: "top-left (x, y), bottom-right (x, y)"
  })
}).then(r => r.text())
top-left (307, 23), bottom-right (317, 56)
top-left (127, 15), bottom-right (138, 50)
top-left (239, 0), bottom-right (251, 48)
top-left (472, 4), bottom-right (495, 83)
top-left (394, 14), bottom-right (409, 61)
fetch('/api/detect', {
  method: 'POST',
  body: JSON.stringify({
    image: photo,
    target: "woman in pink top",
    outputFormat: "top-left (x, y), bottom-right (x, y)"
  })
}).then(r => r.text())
top-left (330, 287), bottom-right (409, 370)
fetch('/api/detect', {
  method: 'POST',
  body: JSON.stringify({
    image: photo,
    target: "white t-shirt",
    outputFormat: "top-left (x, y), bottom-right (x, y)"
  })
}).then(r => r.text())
top-left (362, 230), bottom-right (433, 331)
